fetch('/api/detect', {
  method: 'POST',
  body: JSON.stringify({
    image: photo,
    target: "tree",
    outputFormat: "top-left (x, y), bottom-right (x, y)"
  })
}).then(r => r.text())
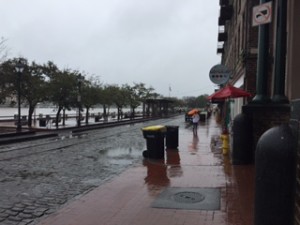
top-left (0, 37), bottom-right (10, 104)
top-left (81, 79), bottom-right (102, 124)
top-left (42, 62), bottom-right (78, 128)
top-left (0, 59), bottom-right (14, 104)
top-left (21, 60), bottom-right (49, 127)
top-left (124, 82), bottom-right (155, 119)
top-left (108, 85), bottom-right (129, 120)
top-left (183, 94), bottom-right (209, 109)
top-left (97, 85), bottom-right (114, 121)
top-left (183, 96), bottom-right (198, 109)
top-left (196, 95), bottom-right (209, 108)
top-left (0, 37), bottom-right (8, 63)
top-left (0, 58), bottom-right (49, 127)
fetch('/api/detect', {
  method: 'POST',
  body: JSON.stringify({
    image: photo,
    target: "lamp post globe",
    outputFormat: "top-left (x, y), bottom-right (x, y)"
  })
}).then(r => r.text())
top-left (15, 60), bottom-right (24, 132)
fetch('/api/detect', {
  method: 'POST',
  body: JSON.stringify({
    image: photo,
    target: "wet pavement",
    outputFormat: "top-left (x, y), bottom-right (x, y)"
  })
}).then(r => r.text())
top-left (0, 130), bottom-right (119, 223)
top-left (29, 115), bottom-right (254, 225)
top-left (0, 116), bottom-right (186, 225)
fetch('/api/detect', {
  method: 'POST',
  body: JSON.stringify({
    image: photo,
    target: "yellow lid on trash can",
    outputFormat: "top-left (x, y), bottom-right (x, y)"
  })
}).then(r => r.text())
top-left (142, 125), bottom-right (166, 132)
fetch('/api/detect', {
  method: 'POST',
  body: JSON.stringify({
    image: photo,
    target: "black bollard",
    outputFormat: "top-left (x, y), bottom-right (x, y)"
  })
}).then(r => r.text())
top-left (255, 124), bottom-right (296, 225)
top-left (231, 113), bottom-right (253, 164)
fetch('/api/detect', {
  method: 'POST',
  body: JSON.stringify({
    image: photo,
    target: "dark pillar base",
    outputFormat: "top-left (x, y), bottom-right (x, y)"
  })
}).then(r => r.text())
top-left (242, 103), bottom-right (291, 158)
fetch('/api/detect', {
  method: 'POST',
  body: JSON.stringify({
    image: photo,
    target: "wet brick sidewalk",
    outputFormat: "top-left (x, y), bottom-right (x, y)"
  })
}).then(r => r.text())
top-left (35, 116), bottom-right (255, 225)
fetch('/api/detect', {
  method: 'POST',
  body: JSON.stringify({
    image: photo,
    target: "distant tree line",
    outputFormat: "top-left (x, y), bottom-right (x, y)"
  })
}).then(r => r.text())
top-left (0, 57), bottom-right (173, 127)
top-left (183, 95), bottom-right (210, 109)
top-left (0, 43), bottom-right (210, 128)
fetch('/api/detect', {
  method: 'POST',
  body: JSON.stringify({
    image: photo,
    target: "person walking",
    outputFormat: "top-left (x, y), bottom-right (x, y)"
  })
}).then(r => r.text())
top-left (192, 111), bottom-right (200, 135)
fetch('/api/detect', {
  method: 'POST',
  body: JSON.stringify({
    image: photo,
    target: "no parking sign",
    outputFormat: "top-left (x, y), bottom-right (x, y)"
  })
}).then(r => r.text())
top-left (252, 2), bottom-right (272, 26)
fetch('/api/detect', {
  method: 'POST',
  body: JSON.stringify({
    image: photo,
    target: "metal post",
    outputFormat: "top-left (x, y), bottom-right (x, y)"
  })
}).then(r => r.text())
top-left (77, 95), bottom-right (81, 127)
top-left (272, 0), bottom-right (289, 103)
top-left (63, 108), bottom-right (65, 126)
top-left (251, 0), bottom-right (272, 104)
top-left (17, 71), bottom-right (22, 132)
top-left (77, 105), bottom-right (81, 127)
top-left (77, 75), bottom-right (82, 127)
top-left (15, 60), bottom-right (24, 132)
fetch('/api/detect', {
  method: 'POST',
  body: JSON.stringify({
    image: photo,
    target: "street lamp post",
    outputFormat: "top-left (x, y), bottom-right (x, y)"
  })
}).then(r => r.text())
top-left (15, 60), bottom-right (24, 132)
top-left (77, 74), bottom-right (83, 127)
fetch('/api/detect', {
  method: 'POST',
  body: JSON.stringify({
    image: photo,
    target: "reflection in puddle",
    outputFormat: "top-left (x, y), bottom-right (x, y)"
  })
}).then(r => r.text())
top-left (98, 147), bottom-right (141, 159)
top-left (109, 159), bottom-right (134, 166)
top-left (188, 135), bottom-right (199, 154)
top-left (166, 149), bottom-right (183, 178)
top-left (143, 149), bottom-right (183, 195)
top-left (71, 133), bottom-right (88, 138)
top-left (166, 149), bottom-right (181, 165)
top-left (58, 132), bottom-right (88, 140)
top-left (96, 147), bottom-right (143, 167)
top-left (143, 159), bottom-right (170, 194)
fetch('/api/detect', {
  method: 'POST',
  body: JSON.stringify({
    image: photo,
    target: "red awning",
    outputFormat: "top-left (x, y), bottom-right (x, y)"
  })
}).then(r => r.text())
top-left (208, 85), bottom-right (251, 100)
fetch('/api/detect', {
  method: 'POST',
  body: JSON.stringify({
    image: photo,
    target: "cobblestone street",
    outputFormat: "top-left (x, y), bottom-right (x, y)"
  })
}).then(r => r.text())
top-left (0, 117), bottom-right (180, 225)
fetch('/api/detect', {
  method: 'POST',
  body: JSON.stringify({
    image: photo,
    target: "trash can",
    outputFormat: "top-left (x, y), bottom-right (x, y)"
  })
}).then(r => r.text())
top-left (142, 125), bottom-right (166, 159)
top-left (199, 112), bottom-right (207, 122)
top-left (165, 125), bottom-right (179, 149)
top-left (39, 119), bottom-right (47, 127)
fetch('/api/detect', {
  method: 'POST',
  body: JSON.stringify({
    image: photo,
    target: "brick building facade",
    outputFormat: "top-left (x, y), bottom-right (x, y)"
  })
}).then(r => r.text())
top-left (216, 0), bottom-right (300, 224)
top-left (218, 0), bottom-right (258, 94)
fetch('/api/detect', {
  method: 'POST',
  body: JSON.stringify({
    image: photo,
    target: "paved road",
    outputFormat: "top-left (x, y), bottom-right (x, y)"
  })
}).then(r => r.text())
top-left (0, 116), bottom-right (183, 225)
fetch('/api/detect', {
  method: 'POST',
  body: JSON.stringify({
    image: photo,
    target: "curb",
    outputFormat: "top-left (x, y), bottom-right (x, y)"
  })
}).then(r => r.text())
top-left (0, 131), bottom-right (58, 145)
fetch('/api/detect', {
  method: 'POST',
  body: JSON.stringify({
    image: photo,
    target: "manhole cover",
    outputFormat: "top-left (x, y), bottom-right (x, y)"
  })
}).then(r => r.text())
top-left (151, 187), bottom-right (220, 210)
top-left (173, 192), bottom-right (205, 204)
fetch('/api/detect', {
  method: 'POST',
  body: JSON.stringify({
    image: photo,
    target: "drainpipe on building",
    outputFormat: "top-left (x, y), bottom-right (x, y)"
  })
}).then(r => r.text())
top-left (251, 0), bottom-right (272, 104)
top-left (272, 0), bottom-right (289, 103)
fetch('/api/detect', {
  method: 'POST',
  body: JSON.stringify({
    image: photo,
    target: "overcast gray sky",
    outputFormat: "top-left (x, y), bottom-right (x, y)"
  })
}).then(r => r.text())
top-left (1, 0), bottom-right (220, 98)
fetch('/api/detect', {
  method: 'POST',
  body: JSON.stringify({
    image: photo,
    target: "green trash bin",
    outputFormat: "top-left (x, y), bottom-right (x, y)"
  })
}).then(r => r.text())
top-left (142, 125), bottom-right (166, 159)
top-left (166, 125), bottom-right (179, 149)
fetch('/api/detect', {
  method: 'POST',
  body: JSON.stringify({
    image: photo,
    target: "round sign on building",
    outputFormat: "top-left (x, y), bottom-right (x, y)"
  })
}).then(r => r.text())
top-left (209, 64), bottom-right (231, 85)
